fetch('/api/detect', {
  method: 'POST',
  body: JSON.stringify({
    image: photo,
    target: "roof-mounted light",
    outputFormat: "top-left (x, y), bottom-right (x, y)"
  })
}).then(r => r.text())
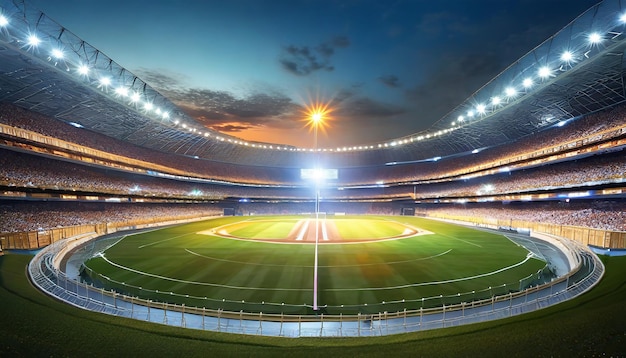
top-left (538, 66), bottom-right (551, 78)
top-left (588, 32), bottom-right (602, 44)
top-left (27, 34), bottom-right (41, 47)
top-left (504, 86), bottom-right (517, 97)
top-left (522, 77), bottom-right (533, 88)
top-left (77, 64), bottom-right (89, 75)
top-left (0, 15), bottom-right (8, 27)
top-left (560, 51), bottom-right (573, 62)
top-left (98, 77), bottom-right (111, 86)
top-left (115, 86), bottom-right (129, 96)
top-left (51, 49), bottom-right (64, 59)
top-left (476, 104), bottom-right (486, 114)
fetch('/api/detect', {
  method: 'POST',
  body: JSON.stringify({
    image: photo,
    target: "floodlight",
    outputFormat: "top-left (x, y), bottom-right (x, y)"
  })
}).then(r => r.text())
top-left (77, 64), bottom-right (89, 75)
top-left (504, 87), bottom-right (517, 97)
top-left (620, 13), bottom-right (626, 23)
top-left (476, 104), bottom-right (486, 114)
top-left (115, 86), bottom-right (129, 96)
top-left (560, 51), bottom-right (573, 62)
top-left (144, 102), bottom-right (153, 111)
top-left (162, 111), bottom-right (170, 119)
top-left (538, 66), bottom-right (551, 78)
top-left (51, 48), bottom-right (64, 59)
top-left (522, 77), bottom-right (533, 88)
top-left (0, 15), bottom-right (8, 27)
top-left (130, 92), bottom-right (140, 102)
top-left (98, 77), bottom-right (111, 86)
top-left (27, 34), bottom-right (40, 47)
top-left (588, 32), bottom-right (602, 44)
top-left (491, 96), bottom-right (501, 105)
top-left (457, 115), bottom-right (464, 122)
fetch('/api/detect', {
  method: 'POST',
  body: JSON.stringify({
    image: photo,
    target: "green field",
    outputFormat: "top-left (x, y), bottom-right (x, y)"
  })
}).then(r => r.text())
top-left (82, 216), bottom-right (546, 314)
top-left (3, 254), bottom-right (624, 357)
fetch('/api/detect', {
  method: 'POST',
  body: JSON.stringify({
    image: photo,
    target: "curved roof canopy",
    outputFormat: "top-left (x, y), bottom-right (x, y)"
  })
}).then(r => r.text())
top-left (1, 0), bottom-right (625, 168)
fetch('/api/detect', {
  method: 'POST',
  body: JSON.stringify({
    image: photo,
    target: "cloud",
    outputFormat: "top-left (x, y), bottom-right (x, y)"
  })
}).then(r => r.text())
top-left (210, 123), bottom-right (253, 133)
top-left (280, 36), bottom-right (350, 76)
top-left (378, 74), bottom-right (401, 88)
top-left (135, 69), bottom-right (304, 132)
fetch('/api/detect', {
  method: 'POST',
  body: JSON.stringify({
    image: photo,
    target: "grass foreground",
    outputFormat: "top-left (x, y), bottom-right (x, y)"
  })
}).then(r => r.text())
top-left (0, 253), bottom-right (625, 357)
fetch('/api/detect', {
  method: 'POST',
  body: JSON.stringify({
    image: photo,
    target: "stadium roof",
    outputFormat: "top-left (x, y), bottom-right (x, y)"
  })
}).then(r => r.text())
top-left (1, 0), bottom-right (626, 168)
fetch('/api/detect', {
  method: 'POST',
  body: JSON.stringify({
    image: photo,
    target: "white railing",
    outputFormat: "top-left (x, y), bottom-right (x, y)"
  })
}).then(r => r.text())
top-left (27, 234), bottom-right (604, 337)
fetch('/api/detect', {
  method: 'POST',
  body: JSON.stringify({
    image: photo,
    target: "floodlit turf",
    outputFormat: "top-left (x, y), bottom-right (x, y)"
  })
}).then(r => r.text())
top-left (3, 254), bottom-right (625, 357)
top-left (224, 218), bottom-right (298, 239)
top-left (333, 218), bottom-right (408, 240)
top-left (82, 216), bottom-right (546, 314)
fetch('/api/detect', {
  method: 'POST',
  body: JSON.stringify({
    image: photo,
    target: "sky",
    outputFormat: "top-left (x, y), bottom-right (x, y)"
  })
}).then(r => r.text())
top-left (28, 0), bottom-right (600, 148)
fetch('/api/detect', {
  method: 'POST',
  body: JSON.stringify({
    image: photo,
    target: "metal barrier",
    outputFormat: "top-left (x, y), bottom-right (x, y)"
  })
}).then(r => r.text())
top-left (27, 233), bottom-right (604, 337)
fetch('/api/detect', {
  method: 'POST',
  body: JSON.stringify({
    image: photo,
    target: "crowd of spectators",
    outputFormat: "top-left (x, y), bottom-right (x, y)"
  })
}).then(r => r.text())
top-left (1, 101), bottom-right (625, 234)
top-left (417, 200), bottom-right (626, 232)
top-left (0, 200), bottom-right (222, 234)
top-left (1, 198), bottom-right (623, 234)
top-left (1, 101), bottom-right (625, 186)
top-left (0, 148), bottom-right (233, 199)
top-left (1, 146), bottom-right (624, 202)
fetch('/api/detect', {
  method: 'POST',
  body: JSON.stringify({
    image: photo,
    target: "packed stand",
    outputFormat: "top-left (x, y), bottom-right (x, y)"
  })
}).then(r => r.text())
top-left (417, 200), bottom-right (626, 232)
top-left (1, 101), bottom-right (625, 186)
top-left (0, 200), bottom-right (223, 234)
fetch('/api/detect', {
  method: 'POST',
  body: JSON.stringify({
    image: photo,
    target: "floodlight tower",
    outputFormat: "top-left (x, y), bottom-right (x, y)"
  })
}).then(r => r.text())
top-left (311, 111), bottom-right (322, 312)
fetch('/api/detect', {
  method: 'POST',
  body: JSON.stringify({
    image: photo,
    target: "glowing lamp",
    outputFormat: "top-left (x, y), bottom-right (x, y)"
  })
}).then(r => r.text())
top-left (27, 34), bottom-right (40, 47)
top-left (588, 32), bottom-right (602, 44)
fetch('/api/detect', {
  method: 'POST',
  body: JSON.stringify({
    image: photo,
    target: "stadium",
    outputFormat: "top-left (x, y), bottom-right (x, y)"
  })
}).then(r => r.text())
top-left (0, 0), bottom-right (625, 356)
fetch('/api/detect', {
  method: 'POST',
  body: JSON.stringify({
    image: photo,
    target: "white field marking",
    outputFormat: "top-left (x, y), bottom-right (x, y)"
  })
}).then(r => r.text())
top-left (198, 218), bottom-right (433, 245)
top-left (137, 232), bottom-right (196, 249)
top-left (438, 233), bottom-right (482, 247)
top-left (184, 248), bottom-right (452, 268)
top-left (106, 226), bottom-right (165, 250)
top-left (196, 219), bottom-right (254, 236)
top-left (295, 219), bottom-right (309, 241)
top-left (98, 254), bottom-right (307, 291)
top-left (328, 252), bottom-right (536, 292)
top-left (505, 235), bottom-right (547, 261)
top-left (321, 218), bottom-right (329, 241)
top-left (186, 248), bottom-right (310, 267)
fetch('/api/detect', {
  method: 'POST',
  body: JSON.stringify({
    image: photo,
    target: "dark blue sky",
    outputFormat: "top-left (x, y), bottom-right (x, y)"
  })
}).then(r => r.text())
top-left (29, 0), bottom-right (599, 148)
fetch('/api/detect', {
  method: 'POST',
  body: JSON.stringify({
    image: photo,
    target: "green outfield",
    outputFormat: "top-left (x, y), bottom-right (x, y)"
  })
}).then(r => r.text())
top-left (82, 215), bottom-right (547, 314)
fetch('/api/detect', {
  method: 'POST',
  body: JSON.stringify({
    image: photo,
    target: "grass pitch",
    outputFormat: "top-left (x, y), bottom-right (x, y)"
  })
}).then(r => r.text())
top-left (82, 216), bottom-right (546, 314)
